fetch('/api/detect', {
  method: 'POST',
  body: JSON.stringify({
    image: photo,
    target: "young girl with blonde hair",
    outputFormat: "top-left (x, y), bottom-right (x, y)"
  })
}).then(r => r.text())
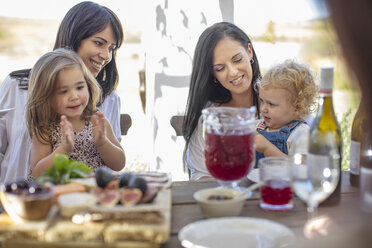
top-left (26, 48), bottom-right (125, 178)
top-left (255, 60), bottom-right (318, 163)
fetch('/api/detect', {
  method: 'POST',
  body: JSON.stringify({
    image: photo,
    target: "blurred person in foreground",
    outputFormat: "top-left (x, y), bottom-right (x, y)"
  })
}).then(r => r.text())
top-left (294, 0), bottom-right (372, 247)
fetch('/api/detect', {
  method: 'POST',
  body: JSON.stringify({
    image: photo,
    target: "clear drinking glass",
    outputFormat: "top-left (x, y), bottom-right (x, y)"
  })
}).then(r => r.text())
top-left (290, 130), bottom-right (340, 238)
top-left (202, 106), bottom-right (256, 190)
top-left (259, 157), bottom-right (293, 211)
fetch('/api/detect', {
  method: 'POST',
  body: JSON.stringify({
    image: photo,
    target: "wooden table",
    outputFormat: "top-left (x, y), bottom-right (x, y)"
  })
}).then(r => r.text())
top-left (163, 171), bottom-right (363, 248)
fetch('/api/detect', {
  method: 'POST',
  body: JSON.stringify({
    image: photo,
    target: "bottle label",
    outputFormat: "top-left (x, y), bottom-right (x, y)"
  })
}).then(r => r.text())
top-left (350, 140), bottom-right (361, 175)
top-left (360, 167), bottom-right (372, 213)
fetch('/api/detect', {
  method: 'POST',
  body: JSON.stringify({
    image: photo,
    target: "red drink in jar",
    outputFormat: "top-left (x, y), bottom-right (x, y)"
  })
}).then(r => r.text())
top-left (204, 132), bottom-right (255, 181)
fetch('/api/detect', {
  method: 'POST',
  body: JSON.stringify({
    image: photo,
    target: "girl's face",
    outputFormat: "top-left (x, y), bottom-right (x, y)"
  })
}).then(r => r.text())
top-left (77, 24), bottom-right (117, 77)
top-left (259, 87), bottom-right (298, 131)
top-left (212, 37), bottom-right (253, 96)
top-left (53, 66), bottom-right (90, 120)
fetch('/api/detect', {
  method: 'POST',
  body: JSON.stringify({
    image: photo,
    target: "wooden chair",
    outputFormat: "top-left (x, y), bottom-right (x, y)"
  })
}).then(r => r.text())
top-left (120, 113), bottom-right (132, 135)
top-left (170, 115), bottom-right (191, 179)
top-left (170, 115), bottom-right (185, 136)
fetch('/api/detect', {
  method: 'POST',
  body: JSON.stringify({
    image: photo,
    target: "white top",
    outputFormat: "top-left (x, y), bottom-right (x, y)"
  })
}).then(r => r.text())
top-left (0, 75), bottom-right (122, 184)
top-left (98, 90), bottom-right (121, 142)
top-left (185, 116), bottom-right (208, 181)
top-left (185, 112), bottom-right (309, 181)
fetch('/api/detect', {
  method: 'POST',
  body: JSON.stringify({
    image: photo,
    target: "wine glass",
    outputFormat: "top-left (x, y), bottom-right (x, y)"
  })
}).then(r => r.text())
top-left (202, 106), bottom-right (256, 190)
top-left (290, 130), bottom-right (340, 238)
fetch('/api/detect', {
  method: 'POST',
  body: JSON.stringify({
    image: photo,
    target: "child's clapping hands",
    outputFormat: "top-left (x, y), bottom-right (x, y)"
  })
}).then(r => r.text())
top-left (91, 112), bottom-right (108, 148)
top-left (60, 115), bottom-right (74, 154)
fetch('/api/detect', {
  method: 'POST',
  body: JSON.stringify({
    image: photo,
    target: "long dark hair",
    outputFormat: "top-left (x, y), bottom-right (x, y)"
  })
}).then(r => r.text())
top-left (11, 1), bottom-right (124, 102)
top-left (53, 1), bottom-right (123, 102)
top-left (183, 22), bottom-right (261, 142)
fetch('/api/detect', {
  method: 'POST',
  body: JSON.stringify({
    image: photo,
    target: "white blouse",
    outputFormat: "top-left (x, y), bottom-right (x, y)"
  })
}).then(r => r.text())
top-left (0, 75), bottom-right (30, 184)
top-left (185, 116), bottom-right (210, 181)
top-left (0, 75), bottom-right (122, 184)
top-left (98, 91), bottom-right (122, 143)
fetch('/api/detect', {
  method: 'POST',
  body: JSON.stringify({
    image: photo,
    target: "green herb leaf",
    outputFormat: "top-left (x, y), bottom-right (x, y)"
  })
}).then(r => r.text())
top-left (37, 154), bottom-right (93, 184)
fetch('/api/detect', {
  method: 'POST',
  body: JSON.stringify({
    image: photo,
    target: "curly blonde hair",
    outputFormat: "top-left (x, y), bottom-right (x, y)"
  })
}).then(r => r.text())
top-left (26, 48), bottom-right (102, 144)
top-left (257, 60), bottom-right (318, 121)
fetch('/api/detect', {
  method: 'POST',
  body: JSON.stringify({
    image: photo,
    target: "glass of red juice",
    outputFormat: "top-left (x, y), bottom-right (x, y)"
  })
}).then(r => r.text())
top-left (259, 157), bottom-right (293, 211)
top-left (202, 106), bottom-right (256, 190)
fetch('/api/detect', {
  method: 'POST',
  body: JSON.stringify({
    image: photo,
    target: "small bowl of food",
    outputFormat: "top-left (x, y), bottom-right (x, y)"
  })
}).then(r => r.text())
top-left (193, 188), bottom-right (245, 218)
top-left (0, 179), bottom-right (54, 222)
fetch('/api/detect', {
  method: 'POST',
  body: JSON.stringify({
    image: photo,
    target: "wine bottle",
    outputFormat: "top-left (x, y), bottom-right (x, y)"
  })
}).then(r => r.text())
top-left (349, 97), bottom-right (366, 187)
top-left (308, 67), bottom-right (342, 206)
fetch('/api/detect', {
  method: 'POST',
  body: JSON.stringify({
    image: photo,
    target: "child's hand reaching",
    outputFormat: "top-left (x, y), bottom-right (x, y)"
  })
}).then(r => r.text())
top-left (92, 112), bottom-right (108, 148)
top-left (60, 115), bottom-right (74, 154)
top-left (255, 131), bottom-right (270, 154)
top-left (255, 131), bottom-right (287, 157)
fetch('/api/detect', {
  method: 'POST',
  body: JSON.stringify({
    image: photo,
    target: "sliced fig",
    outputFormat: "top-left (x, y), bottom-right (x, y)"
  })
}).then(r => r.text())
top-left (119, 188), bottom-right (142, 206)
top-left (105, 179), bottom-right (118, 190)
top-left (118, 173), bottom-right (132, 188)
top-left (90, 187), bottom-right (104, 199)
top-left (95, 166), bottom-right (114, 188)
top-left (141, 186), bottom-right (158, 203)
top-left (98, 189), bottom-right (120, 207)
top-left (128, 176), bottom-right (147, 195)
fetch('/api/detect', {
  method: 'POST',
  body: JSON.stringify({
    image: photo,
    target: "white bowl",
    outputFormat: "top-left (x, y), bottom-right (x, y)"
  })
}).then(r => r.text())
top-left (193, 188), bottom-right (245, 218)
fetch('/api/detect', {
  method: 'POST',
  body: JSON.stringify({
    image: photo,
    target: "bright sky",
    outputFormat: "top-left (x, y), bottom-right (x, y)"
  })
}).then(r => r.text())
top-left (0, 0), bottom-right (325, 27)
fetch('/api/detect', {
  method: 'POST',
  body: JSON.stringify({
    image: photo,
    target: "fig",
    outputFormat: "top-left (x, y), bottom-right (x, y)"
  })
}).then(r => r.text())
top-left (119, 188), bottom-right (142, 206)
top-left (95, 166), bottom-right (113, 188)
top-left (141, 186), bottom-right (158, 203)
top-left (128, 176), bottom-right (147, 195)
top-left (90, 187), bottom-right (104, 199)
top-left (105, 179), bottom-right (118, 190)
top-left (98, 189), bottom-right (120, 207)
top-left (118, 173), bottom-right (132, 188)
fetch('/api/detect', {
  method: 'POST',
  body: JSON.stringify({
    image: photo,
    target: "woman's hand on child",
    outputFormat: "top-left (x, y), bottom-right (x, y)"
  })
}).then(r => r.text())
top-left (92, 112), bottom-right (108, 148)
top-left (60, 115), bottom-right (74, 154)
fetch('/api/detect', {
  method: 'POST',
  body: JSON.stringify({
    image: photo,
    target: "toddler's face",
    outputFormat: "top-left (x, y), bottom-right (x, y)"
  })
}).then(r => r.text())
top-left (52, 66), bottom-right (90, 120)
top-left (259, 87), bottom-right (298, 131)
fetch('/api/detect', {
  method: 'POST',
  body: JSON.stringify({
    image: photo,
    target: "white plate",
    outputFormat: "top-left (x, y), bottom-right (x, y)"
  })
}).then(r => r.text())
top-left (247, 168), bottom-right (259, 183)
top-left (0, 108), bottom-right (15, 117)
top-left (179, 217), bottom-right (296, 248)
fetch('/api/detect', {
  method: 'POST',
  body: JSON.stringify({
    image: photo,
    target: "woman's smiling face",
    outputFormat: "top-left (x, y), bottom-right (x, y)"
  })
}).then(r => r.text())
top-left (77, 24), bottom-right (117, 77)
top-left (212, 37), bottom-right (253, 96)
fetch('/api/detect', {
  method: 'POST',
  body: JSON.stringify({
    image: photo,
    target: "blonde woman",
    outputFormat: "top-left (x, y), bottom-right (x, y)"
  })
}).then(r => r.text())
top-left (26, 48), bottom-right (125, 178)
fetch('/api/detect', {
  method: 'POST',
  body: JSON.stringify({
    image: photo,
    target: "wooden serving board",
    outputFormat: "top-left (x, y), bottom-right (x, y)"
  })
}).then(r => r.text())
top-left (0, 189), bottom-right (171, 248)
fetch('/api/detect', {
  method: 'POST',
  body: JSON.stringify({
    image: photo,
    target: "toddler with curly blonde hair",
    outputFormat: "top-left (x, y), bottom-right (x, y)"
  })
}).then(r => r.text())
top-left (255, 60), bottom-right (318, 164)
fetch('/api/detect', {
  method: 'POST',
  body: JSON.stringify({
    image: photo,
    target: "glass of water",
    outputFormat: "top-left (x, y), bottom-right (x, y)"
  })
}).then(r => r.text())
top-left (290, 130), bottom-right (340, 238)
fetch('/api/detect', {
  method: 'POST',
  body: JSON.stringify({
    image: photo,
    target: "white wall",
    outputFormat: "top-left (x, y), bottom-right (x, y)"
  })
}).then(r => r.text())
top-left (143, 0), bottom-right (233, 180)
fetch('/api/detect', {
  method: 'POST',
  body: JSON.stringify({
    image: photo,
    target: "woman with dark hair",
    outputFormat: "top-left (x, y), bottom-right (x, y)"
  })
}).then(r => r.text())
top-left (0, 1), bottom-right (124, 184)
top-left (183, 22), bottom-right (261, 180)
